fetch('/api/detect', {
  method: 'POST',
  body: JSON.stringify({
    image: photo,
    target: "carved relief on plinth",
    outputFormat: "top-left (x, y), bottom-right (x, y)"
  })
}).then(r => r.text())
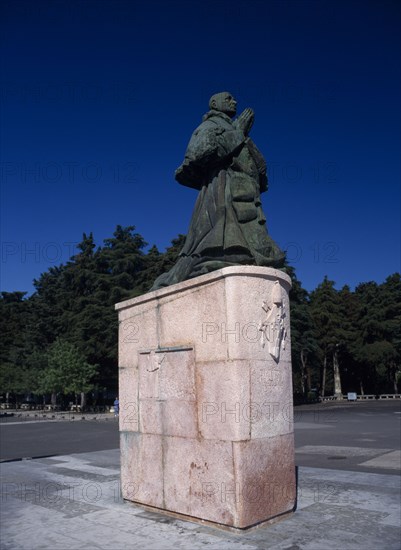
top-left (258, 280), bottom-right (287, 361)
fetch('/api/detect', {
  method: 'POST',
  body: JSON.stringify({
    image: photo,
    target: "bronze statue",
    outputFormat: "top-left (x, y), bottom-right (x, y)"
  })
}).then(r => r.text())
top-left (151, 92), bottom-right (285, 290)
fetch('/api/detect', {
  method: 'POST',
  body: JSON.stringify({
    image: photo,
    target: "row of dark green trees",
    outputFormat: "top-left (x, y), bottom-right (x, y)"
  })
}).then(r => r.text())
top-left (1, 225), bottom-right (400, 408)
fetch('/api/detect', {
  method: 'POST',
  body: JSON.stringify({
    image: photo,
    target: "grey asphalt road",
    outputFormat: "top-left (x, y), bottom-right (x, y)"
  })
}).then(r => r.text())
top-left (1, 401), bottom-right (400, 474)
top-left (293, 400), bottom-right (401, 474)
top-left (0, 418), bottom-right (119, 461)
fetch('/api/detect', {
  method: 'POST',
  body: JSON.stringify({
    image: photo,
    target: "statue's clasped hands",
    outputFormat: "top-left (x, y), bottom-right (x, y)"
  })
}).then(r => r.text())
top-left (236, 108), bottom-right (255, 136)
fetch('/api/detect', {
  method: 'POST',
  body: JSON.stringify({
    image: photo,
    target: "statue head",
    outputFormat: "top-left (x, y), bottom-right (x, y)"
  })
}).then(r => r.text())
top-left (209, 91), bottom-right (237, 117)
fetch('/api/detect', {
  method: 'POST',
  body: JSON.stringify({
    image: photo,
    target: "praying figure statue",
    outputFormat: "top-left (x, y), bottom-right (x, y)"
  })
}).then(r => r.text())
top-left (151, 91), bottom-right (285, 290)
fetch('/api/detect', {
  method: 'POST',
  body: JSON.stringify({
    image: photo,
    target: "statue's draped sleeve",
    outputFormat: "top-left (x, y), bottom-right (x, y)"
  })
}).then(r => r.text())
top-left (175, 117), bottom-right (246, 190)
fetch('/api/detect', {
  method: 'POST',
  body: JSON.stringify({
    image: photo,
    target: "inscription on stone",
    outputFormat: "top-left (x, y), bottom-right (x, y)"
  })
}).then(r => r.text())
top-left (251, 365), bottom-right (283, 388)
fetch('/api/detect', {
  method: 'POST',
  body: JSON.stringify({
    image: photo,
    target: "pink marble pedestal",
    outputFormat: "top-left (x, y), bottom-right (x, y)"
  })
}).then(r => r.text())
top-left (115, 266), bottom-right (296, 529)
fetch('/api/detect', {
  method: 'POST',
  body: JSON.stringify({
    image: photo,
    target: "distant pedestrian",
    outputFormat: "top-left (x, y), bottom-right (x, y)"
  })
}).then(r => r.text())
top-left (113, 397), bottom-right (119, 417)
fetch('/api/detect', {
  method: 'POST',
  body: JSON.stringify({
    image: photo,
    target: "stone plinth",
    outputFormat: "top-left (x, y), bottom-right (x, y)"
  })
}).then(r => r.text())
top-left (115, 266), bottom-right (296, 529)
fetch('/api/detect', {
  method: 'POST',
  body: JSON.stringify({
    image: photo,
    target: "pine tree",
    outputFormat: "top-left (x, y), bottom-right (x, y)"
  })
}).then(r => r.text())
top-left (0, 292), bottom-right (31, 404)
top-left (354, 274), bottom-right (401, 393)
top-left (309, 277), bottom-right (344, 398)
top-left (287, 268), bottom-right (318, 400)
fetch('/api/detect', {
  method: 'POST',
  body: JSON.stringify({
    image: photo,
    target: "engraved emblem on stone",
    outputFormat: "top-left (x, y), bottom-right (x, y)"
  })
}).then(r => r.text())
top-left (258, 280), bottom-right (287, 361)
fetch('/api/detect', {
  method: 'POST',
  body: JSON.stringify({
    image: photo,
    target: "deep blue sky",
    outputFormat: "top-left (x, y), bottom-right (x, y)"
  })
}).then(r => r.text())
top-left (1, 0), bottom-right (400, 294)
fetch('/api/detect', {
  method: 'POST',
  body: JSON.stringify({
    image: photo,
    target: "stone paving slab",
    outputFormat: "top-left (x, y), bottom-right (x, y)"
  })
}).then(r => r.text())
top-left (359, 450), bottom-right (401, 470)
top-left (0, 448), bottom-right (400, 549)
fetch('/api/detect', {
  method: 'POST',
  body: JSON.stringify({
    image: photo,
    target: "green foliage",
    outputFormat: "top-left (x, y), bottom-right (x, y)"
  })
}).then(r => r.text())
top-left (353, 273), bottom-right (401, 393)
top-left (0, 291), bottom-right (28, 370)
top-left (0, 363), bottom-right (35, 396)
top-left (38, 339), bottom-right (98, 398)
top-left (307, 273), bottom-right (401, 396)
top-left (134, 234), bottom-right (186, 294)
top-left (310, 277), bottom-right (341, 354)
top-left (287, 267), bottom-right (319, 397)
top-left (0, 292), bottom-right (39, 399)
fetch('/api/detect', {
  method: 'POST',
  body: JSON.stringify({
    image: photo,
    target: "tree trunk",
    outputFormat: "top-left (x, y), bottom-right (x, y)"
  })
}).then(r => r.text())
top-left (321, 355), bottom-right (327, 397)
top-left (333, 348), bottom-right (343, 398)
top-left (307, 368), bottom-right (312, 393)
top-left (391, 362), bottom-right (399, 393)
top-left (51, 392), bottom-right (57, 406)
top-left (359, 380), bottom-right (364, 395)
top-left (300, 349), bottom-right (309, 398)
top-left (80, 392), bottom-right (86, 409)
top-left (300, 352), bottom-right (305, 396)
